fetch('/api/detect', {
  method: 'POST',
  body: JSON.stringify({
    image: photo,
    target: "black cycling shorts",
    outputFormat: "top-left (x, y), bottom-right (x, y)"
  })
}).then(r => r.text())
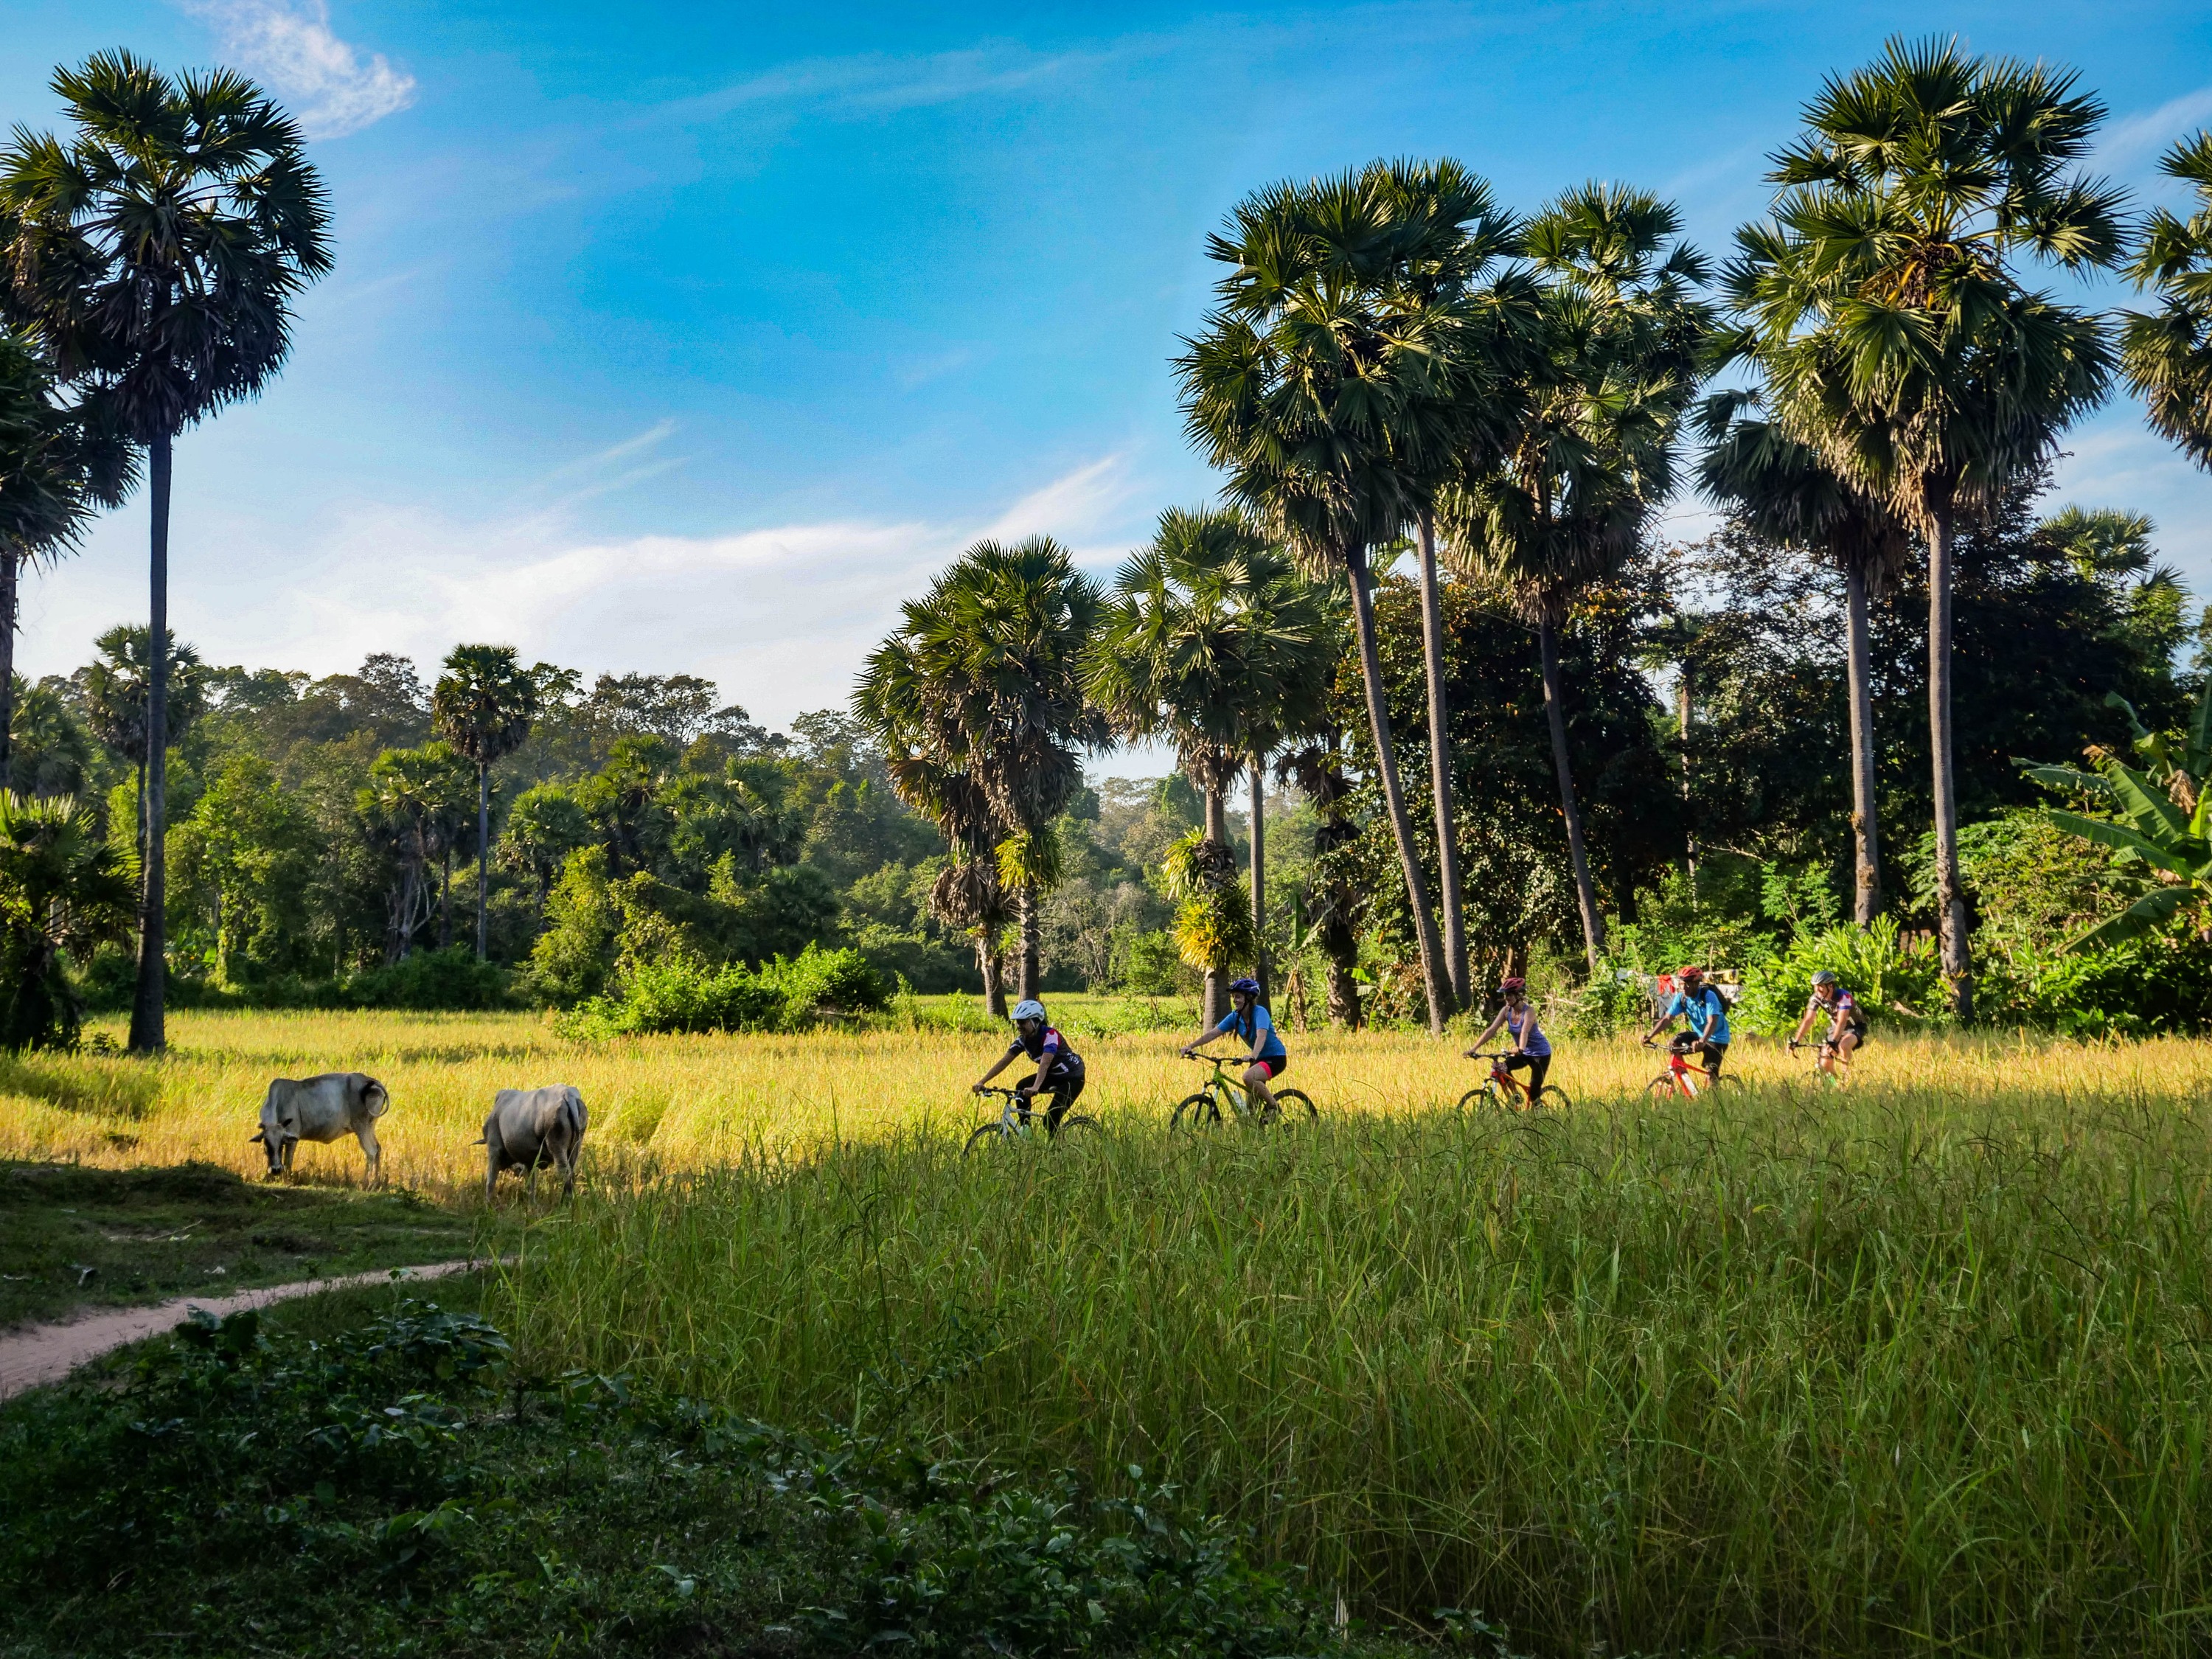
top-left (1018, 1065), bottom-right (1085, 1115)
top-left (1504, 1052), bottom-right (1551, 1095)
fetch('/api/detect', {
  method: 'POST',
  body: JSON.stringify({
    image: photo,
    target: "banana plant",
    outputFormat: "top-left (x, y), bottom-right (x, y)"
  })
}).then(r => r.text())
top-left (2022, 684), bottom-right (2212, 947)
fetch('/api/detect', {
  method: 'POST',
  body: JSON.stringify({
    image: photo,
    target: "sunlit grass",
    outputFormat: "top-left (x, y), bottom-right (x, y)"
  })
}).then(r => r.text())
top-left (11, 1007), bottom-right (2212, 1649)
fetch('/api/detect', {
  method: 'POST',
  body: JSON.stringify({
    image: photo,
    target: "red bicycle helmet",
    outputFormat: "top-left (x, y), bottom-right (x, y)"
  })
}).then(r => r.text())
top-left (1677, 964), bottom-right (1706, 981)
top-left (1498, 976), bottom-right (1526, 993)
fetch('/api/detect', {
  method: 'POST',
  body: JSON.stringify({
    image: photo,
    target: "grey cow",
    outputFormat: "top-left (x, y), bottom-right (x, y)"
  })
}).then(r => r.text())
top-left (252, 1073), bottom-right (390, 1185)
top-left (479, 1085), bottom-right (588, 1198)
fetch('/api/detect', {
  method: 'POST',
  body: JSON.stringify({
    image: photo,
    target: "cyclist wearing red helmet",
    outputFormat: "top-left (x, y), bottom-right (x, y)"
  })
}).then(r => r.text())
top-left (1643, 965), bottom-right (1731, 1085)
top-left (1182, 977), bottom-right (1285, 1114)
top-left (1467, 977), bottom-right (1551, 1098)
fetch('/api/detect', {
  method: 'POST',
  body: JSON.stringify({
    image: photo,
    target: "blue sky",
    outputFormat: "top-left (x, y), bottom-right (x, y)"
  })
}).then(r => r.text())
top-left (4, 0), bottom-right (2211, 742)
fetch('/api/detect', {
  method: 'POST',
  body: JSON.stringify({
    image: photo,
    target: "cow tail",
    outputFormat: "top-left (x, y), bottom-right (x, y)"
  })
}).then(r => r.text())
top-left (364, 1079), bottom-right (391, 1119)
top-left (563, 1090), bottom-right (587, 1142)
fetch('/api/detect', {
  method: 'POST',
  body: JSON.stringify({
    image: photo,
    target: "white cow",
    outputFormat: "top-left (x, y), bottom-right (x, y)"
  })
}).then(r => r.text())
top-left (251, 1073), bottom-right (390, 1185)
top-left (479, 1085), bottom-right (588, 1199)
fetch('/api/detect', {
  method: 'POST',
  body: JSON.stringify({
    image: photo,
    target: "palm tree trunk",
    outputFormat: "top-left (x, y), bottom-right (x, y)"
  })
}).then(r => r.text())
top-left (1345, 540), bottom-right (1452, 1035)
top-left (1927, 507), bottom-right (1971, 1017)
top-left (1416, 512), bottom-right (1467, 1013)
top-left (1677, 674), bottom-right (1695, 908)
top-left (1249, 752), bottom-right (1268, 1006)
top-left (476, 762), bottom-right (491, 960)
top-left (1538, 617), bottom-right (1606, 971)
top-left (438, 844), bottom-right (453, 950)
top-left (0, 540), bottom-right (16, 796)
top-left (128, 433), bottom-right (172, 1055)
top-left (1202, 785), bottom-right (1228, 1028)
top-left (1845, 562), bottom-right (1883, 925)
top-left (978, 931), bottom-right (1007, 1018)
top-left (1018, 880), bottom-right (1040, 1000)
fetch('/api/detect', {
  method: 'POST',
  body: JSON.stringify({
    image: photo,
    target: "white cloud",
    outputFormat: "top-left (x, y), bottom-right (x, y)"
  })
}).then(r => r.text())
top-left (18, 456), bottom-right (1144, 734)
top-left (2099, 84), bottom-right (2212, 181)
top-left (184, 0), bottom-right (416, 139)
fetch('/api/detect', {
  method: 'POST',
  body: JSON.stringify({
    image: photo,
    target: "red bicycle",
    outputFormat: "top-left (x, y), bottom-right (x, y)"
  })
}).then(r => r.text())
top-left (1644, 1032), bottom-right (1740, 1099)
top-left (1457, 1051), bottom-right (1570, 1114)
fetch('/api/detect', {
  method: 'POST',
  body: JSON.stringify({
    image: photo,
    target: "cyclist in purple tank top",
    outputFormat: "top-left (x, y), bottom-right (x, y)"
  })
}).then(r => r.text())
top-left (1466, 978), bottom-right (1552, 1099)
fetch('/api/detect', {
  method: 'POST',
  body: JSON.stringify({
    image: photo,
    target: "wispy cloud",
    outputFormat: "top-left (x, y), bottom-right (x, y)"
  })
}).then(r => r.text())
top-left (22, 456), bottom-right (1143, 731)
top-left (2099, 84), bottom-right (2212, 171)
top-left (656, 41), bottom-right (1121, 130)
top-left (183, 0), bottom-right (416, 139)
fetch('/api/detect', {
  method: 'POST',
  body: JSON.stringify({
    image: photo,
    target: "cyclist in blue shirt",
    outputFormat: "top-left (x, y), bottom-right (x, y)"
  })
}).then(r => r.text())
top-left (1182, 977), bottom-right (1286, 1114)
top-left (1642, 965), bottom-right (1731, 1085)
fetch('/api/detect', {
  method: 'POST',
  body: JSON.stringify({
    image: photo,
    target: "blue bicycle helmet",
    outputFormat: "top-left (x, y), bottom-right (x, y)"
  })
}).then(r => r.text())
top-left (1228, 977), bottom-right (1261, 996)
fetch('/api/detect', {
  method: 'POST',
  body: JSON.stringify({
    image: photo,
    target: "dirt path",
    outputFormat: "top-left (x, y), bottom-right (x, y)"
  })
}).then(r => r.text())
top-left (0, 1259), bottom-right (497, 1401)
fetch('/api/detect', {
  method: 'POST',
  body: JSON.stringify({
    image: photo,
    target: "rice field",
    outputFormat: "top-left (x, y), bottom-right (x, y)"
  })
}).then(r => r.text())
top-left (10, 1006), bottom-right (2212, 1652)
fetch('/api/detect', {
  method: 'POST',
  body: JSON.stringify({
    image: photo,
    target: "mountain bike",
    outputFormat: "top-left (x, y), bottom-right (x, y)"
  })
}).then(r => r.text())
top-left (1171, 1054), bottom-right (1316, 1129)
top-left (963, 1084), bottom-right (1098, 1155)
top-left (1456, 1051), bottom-right (1570, 1114)
top-left (1644, 1034), bottom-right (1741, 1099)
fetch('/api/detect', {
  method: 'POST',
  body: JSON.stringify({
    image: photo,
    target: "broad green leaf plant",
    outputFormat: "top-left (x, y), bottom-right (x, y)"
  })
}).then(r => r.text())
top-left (2024, 683), bottom-right (2212, 947)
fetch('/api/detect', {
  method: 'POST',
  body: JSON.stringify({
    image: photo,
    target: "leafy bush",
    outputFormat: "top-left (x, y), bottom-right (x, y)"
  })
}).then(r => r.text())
top-left (563, 944), bottom-right (889, 1038)
top-left (345, 946), bottom-right (514, 1011)
top-left (0, 1298), bottom-right (1357, 1659)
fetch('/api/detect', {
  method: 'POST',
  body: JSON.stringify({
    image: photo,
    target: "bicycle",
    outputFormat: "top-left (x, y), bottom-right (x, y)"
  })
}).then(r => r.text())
top-left (1456, 1051), bottom-right (1570, 1114)
top-left (1644, 1033), bottom-right (1741, 1099)
top-left (963, 1084), bottom-right (1098, 1155)
top-left (1170, 1054), bottom-right (1317, 1129)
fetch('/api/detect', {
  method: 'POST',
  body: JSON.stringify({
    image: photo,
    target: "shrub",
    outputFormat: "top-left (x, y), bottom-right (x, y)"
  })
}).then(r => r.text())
top-left (344, 946), bottom-right (515, 1012)
top-left (563, 945), bottom-right (888, 1039)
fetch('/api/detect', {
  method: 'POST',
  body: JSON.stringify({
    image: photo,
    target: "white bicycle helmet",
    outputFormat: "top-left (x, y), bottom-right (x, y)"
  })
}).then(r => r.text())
top-left (1012, 998), bottom-right (1047, 1023)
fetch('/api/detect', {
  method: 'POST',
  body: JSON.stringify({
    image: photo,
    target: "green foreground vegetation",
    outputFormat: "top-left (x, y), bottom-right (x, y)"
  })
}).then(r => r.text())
top-left (0, 1160), bottom-right (484, 1327)
top-left (1, 1281), bottom-right (1377, 1659)
top-left (499, 1074), bottom-right (2212, 1656)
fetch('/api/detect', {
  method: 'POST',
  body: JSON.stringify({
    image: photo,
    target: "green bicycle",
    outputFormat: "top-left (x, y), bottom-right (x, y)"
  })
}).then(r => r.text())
top-left (1170, 1054), bottom-right (1317, 1130)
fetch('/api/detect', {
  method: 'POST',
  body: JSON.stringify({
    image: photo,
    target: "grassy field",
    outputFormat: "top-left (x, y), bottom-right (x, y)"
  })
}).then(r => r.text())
top-left (0, 1159), bottom-right (487, 1326)
top-left (8, 1007), bottom-right (2212, 1653)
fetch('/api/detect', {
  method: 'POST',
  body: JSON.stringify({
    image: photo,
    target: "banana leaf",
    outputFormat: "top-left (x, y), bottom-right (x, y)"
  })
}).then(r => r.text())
top-left (2067, 883), bottom-right (2199, 952)
top-left (2101, 759), bottom-right (2193, 844)
top-left (2037, 808), bottom-right (2199, 879)
top-left (2018, 762), bottom-right (2114, 801)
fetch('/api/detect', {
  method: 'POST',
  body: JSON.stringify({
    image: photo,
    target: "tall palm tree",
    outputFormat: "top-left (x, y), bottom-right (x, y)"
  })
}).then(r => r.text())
top-left (1368, 159), bottom-right (1535, 1014)
top-left (1446, 184), bottom-right (1712, 971)
top-left (855, 538), bottom-right (1106, 1004)
top-left (2123, 131), bottom-right (2212, 469)
top-left (1178, 169), bottom-right (1478, 1034)
top-left (0, 338), bottom-right (134, 790)
top-left (431, 644), bottom-right (540, 960)
top-left (1695, 389), bottom-right (1909, 922)
top-left (77, 625), bottom-right (209, 866)
top-left (0, 50), bottom-right (333, 1052)
top-left (1088, 506), bottom-right (1335, 1023)
top-left (1727, 37), bottom-right (2124, 1018)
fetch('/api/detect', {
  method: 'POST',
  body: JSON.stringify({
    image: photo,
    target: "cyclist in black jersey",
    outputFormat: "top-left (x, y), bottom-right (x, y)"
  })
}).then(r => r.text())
top-left (973, 998), bottom-right (1085, 1124)
top-left (1789, 970), bottom-right (1868, 1079)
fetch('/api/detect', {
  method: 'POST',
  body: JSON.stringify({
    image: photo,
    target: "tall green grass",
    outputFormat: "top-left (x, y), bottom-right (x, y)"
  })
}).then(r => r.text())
top-left (503, 1079), bottom-right (2212, 1655)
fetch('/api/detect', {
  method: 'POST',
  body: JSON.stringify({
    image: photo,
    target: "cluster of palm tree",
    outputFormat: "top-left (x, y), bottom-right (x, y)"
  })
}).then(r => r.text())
top-left (0, 50), bottom-right (330, 1051)
top-left (864, 39), bottom-right (2212, 1029)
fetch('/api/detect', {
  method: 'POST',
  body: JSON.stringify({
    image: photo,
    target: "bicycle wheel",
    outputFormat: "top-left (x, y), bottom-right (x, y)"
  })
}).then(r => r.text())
top-left (963, 1121), bottom-right (1012, 1155)
top-left (1050, 1113), bottom-right (1099, 1141)
top-left (1532, 1084), bottom-right (1572, 1110)
top-left (1261, 1088), bottom-right (1317, 1125)
top-left (1172, 1093), bottom-right (1221, 1130)
top-left (1644, 1073), bottom-right (1683, 1101)
top-left (1455, 1084), bottom-right (1504, 1114)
